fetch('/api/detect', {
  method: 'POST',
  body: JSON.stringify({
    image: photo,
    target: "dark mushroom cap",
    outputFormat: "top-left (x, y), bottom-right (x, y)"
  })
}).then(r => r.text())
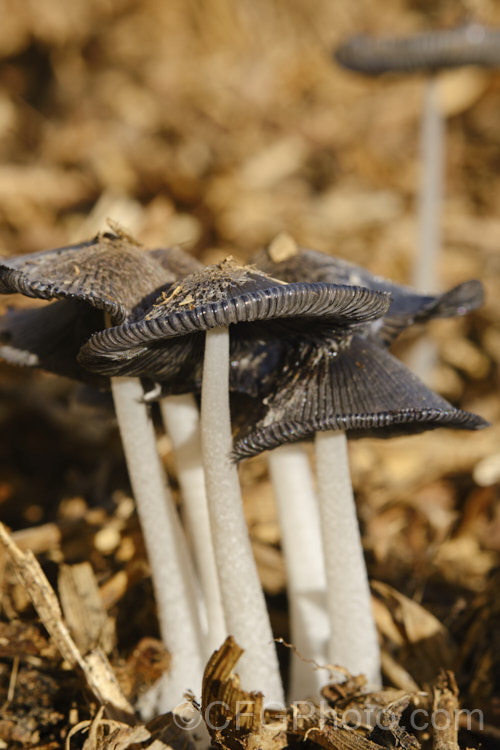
top-left (0, 232), bottom-right (200, 324)
top-left (334, 23), bottom-right (500, 75)
top-left (149, 245), bottom-right (203, 281)
top-left (253, 241), bottom-right (484, 345)
top-left (0, 300), bottom-right (107, 386)
top-left (0, 232), bottom-right (202, 385)
top-left (232, 334), bottom-right (488, 461)
top-left (78, 259), bottom-right (391, 385)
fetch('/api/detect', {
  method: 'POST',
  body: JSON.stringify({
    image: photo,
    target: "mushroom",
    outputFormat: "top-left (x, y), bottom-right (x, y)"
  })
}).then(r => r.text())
top-left (79, 257), bottom-right (391, 703)
top-left (0, 231), bottom-right (207, 710)
top-left (233, 332), bottom-right (487, 458)
top-left (0, 239), bottom-right (225, 666)
top-left (335, 24), bottom-right (500, 74)
top-left (0, 298), bottom-right (108, 387)
top-left (334, 23), bottom-right (500, 373)
top-left (0, 240), bottom-right (203, 384)
top-left (245, 233), bottom-right (485, 692)
top-left (231, 309), bottom-right (487, 688)
top-left (253, 236), bottom-right (484, 340)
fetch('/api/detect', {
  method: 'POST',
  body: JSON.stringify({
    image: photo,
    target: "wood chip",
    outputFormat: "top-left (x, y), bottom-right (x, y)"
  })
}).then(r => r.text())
top-left (268, 233), bottom-right (299, 263)
top-left (59, 562), bottom-right (116, 655)
top-left (432, 672), bottom-right (459, 750)
top-left (0, 523), bottom-right (134, 721)
top-left (201, 636), bottom-right (287, 750)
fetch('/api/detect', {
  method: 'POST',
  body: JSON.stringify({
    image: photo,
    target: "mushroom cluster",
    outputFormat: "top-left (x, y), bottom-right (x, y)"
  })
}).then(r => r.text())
top-left (0, 230), bottom-right (487, 712)
top-left (0, 231), bottom-right (209, 711)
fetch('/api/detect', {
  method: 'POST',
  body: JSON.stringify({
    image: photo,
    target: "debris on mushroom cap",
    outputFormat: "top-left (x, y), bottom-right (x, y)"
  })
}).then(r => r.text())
top-left (0, 233), bottom-right (202, 385)
top-left (334, 24), bottom-right (500, 75)
top-left (77, 258), bottom-right (391, 382)
top-left (254, 242), bottom-right (484, 345)
top-left (142, 257), bottom-right (390, 329)
top-left (232, 334), bottom-right (489, 460)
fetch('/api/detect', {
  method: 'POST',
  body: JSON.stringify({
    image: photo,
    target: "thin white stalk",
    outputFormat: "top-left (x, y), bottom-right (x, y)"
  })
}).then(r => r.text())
top-left (410, 76), bottom-right (444, 380)
top-left (315, 430), bottom-right (381, 688)
top-left (200, 327), bottom-right (284, 705)
top-left (160, 393), bottom-right (227, 657)
top-left (269, 444), bottom-right (329, 700)
top-left (110, 376), bottom-right (205, 711)
top-left (414, 76), bottom-right (444, 293)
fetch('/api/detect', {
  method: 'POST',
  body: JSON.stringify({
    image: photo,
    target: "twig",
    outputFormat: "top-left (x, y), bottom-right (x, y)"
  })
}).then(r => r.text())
top-left (0, 523), bottom-right (134, 720)
top-left (432, 671), bottom-right (459, 750)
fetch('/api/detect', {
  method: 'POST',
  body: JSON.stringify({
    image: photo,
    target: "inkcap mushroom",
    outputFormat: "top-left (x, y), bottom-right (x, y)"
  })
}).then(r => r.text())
top-left (232, 237), bottom-right (487, 690)
top-left (80, 257), bottom-right (391, 704)
top-left (0, 231), bottom-right (207, 711)
top-left (335, 23), bottom-right (500, 375)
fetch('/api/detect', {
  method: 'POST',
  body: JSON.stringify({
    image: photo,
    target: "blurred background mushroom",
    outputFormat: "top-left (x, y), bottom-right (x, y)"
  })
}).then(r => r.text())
top-left (335, 22), bottom-right (500, 377)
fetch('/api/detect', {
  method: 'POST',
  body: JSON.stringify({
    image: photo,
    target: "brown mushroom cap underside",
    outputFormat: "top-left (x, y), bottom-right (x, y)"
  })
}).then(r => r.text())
top-left (334, 23), bottom-right (500, 75)
top-left (0, 232), bottom-right (201, 325)
top-left (253, 245), bottom-right (484, 345)
top-left (232, 334), bottom-right (488, 461)
top-left (77, 260), bottom-right (391, 380)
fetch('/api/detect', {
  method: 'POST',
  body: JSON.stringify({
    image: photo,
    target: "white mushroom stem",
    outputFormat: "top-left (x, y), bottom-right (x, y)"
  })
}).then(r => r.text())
top-left (110, 376), bottom-right (205, 710)
top-left (415, 75), bottom-right (444, 293)
top-left (268, 444), bottom-right (329, 700)
top-left (201, 326), bottom-right (284, 705)
top-left (410, 76), bottom-right (444, 380)
top-left (160, 393), bottom-right (226, 656)
top-left (315, 430), bottom-right (381, 688)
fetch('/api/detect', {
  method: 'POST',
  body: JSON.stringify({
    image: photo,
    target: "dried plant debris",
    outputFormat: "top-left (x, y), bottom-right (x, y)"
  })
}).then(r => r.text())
top-left (115, 639), bottom-right (172, 707)
top-left (201, 636), bottom-right (288, 750)
top-left (66, 713), bottom-right (151, 750)
top-left (0, 522), bottom-right (188, 749)
top-left (65, 707), bottom-right (185, 750)
top-left (0, 622), bottom-right (69, 748)
top-left (432, 672), bottom-right (460, 750)
top-left (58, 561), bottom-right (116, 656)
top-left (371, 582), bottom-right (455, 689)
top-left (199, 638), bottom-right (475, 750)
top-left (0, 523), bottom-right (134, 720)
top-left (453, 571), bottom-right (500, 729)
